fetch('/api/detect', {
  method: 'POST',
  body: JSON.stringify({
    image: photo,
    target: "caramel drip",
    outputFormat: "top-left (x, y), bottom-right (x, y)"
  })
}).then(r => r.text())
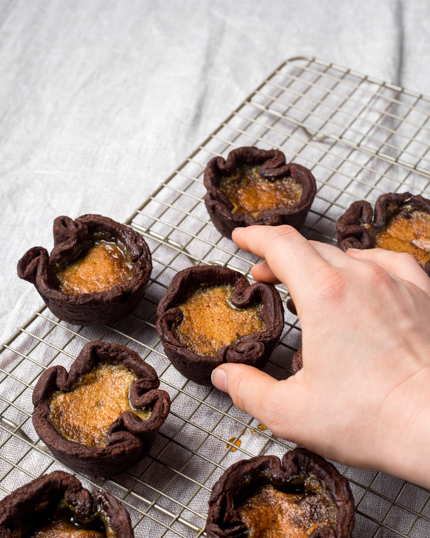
top-left (371, 209), bottom-right (430, 268)
top-left (49, 363), bottom-right (151, 447)
top-left (238, 477), bottom-right (337, 538)
top-left (29, 521), bottom-right (105, 538)
top-left (172, 284), bottom-right (265, 356)
top-left (220, 166), bottom-right (303, 218)
top-left (258, 424), bottom-right (266, 431)
top-left (227, 438), bottom-right (242, 451)
top-left (57, 240), bottom-right (134, 295)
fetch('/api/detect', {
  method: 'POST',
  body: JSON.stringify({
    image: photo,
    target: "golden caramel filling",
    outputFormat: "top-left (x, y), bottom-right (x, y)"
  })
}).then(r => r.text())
top-left (57, 240), bottom-right (134, 295)
top-left (30, 521), bottom-right (104, 538)
top-left (220, 166), bottom-right (303, 218)
top-left (49, 363), bottom-right (151, 447)
top-left (238, 476), bottom-right (337, 538)
top-left (172, 284), bottom-right (265, 356)
top-left (371, 209), bottom-right (430, 268)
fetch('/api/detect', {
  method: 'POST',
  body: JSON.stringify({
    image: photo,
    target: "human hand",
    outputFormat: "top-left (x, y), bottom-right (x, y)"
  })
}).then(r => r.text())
top-left (211, 225), bottom-right (430, 487)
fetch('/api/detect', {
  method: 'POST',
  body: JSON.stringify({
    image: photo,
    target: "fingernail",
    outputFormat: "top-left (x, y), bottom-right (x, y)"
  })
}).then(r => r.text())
top-left (211, 368), bottom-right (227, 392)
top-left (347, 248), bottom-right (361, 251)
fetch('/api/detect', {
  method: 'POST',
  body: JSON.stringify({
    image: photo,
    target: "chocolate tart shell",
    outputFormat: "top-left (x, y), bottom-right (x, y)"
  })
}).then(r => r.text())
top-left (17, 214), bottom-right (152, 326)
top-left (336, 192), bottom-right (430, 275)
top-left (206, 448), bottom-right (355, 538)
top-left (204, 147), bottom-right (317, 239)
top-left (291, 347), bottom-right (303, 374)
top-left (32, 341), bottom-right (170, 477)
top-left (156, 266), bottom-right (284, 386)
top-left (0, 470), bottom-right (133, 537)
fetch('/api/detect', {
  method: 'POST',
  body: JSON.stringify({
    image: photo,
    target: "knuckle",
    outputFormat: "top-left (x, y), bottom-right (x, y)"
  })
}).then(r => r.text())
top-left (317, 268), bottom-right (348, 301)
top-left (265, 226), bottom-right (297, 248)
top-left (363, 262), bottom-right (393, 286)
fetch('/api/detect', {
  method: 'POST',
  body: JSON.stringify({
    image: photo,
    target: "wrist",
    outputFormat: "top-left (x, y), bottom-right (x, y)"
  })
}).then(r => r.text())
top-left (373, 368), bottom-right (430, 487)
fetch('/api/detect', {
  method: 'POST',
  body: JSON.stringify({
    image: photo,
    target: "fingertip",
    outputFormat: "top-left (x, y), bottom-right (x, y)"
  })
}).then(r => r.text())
top-left (250, 262), bottom-right (263, 281)
top-left (231, 227), bottom-right (244, 240)
top-left (251, 260), bottom-right (281, 284)
top-left (213, 364), bottom-right (308, 444)
top-left (211, 367), bottom-right (227, 392)
top-left (232, 226), bottom-right (249, 246)
top-left (232, 226), bottom-right (262, 252)
top-left (215, 363), bottom-right (279, 415)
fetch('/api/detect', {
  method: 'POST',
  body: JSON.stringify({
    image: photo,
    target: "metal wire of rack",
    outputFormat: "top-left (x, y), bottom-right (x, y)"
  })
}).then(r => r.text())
top-left (2, 56), bottom-right (430, 537)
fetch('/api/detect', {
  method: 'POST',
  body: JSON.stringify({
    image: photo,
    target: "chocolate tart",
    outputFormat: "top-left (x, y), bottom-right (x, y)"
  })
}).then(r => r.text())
top-left (17, 214), bottom-right (152, 326)
top-left (206, 448), bottom-right (355, 538)
top-left (0, 470), bottom-right (133, 537)
top-left (291, 348), bottom-right (303, 375)
top-left (156, 266), bottom-right (284, 386)
top-left (337, 192), bottom-right (430, 275)
top-left (32, 341), bottom-right (170, 477)
top-left (204, 147), bottom-right (317, 239)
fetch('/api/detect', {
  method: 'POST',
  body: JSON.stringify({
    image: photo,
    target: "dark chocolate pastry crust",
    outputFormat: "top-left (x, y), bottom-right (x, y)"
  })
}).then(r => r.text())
top-left (33, 341), bottom-right (170, 477)
top-left (204, 147), bottom-right (317, 239)
top-left (17, 214), bottom-right (152, 326)
top-left (291, 347), bottom-right (303, 374)
top-left (206, 448), bottom-right (355, 538)
top-left (156, 266), bottom-right (284, 386)
top-left (336, 192), bottom-right (430, 275)
top-left (0, 470), bottom-right (133, 537)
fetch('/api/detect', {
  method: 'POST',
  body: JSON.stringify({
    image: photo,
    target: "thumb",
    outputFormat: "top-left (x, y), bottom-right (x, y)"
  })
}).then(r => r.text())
top-left (211, 363), bottom-right (306, 440)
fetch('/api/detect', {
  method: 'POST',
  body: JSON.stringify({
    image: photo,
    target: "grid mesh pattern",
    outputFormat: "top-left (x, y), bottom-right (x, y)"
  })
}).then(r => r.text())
top-left (2, 56), bottom-right (430, 537)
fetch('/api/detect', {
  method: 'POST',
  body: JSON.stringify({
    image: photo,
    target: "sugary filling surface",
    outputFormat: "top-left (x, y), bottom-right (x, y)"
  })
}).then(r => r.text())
top-left (28, 521), bottom-right (105, 538)
top-left (237, 475), bottom-right (337, 538)
top-left (49, 363), bottom-right (151, 447)
top-left (56, 239), bottom-right (134, 295)
top-left (172, 284), bottom-right (265, 356)
top-left (220, 165), bottom-right (303, 218)
top-left (371, 208), bottom-right (430, 268)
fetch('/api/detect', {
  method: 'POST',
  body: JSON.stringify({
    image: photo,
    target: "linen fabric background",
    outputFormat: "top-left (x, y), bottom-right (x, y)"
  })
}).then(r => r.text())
top-left (2, 0), bottom-right (430, 343)
top-left (2, 2), bottom-right (430, 536)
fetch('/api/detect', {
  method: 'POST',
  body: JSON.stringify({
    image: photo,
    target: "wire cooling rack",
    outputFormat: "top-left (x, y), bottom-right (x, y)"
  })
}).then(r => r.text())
top-left (2, 56), bottom-right (430, 537)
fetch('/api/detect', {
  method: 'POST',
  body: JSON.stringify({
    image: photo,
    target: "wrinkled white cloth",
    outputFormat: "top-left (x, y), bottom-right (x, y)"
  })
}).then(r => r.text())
top-left (2, 2), bottom-right (430, 535)
top-left (2, 0), bottom-right (430, 344)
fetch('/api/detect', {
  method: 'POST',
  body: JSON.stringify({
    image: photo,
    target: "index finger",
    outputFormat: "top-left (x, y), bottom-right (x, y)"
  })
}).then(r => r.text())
top-left (232, 225), bottom-right (330, 303)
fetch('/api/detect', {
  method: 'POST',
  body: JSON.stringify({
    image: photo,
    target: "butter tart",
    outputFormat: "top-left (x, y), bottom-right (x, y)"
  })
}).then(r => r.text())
top-left (204, 147), bottom-right (317, 239)
top-left (0, 470), bottom-right (133, 537)
top-left (17, 214), bottom-right (152, 326)
top-left (206, 448), bottom-right (355, 538)
top-left (156, 266), bottom-right (284, 386)
top-left (337, 192), bottom-right (430, 275)
top-left (32, 341), bottom-right (170, 477)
